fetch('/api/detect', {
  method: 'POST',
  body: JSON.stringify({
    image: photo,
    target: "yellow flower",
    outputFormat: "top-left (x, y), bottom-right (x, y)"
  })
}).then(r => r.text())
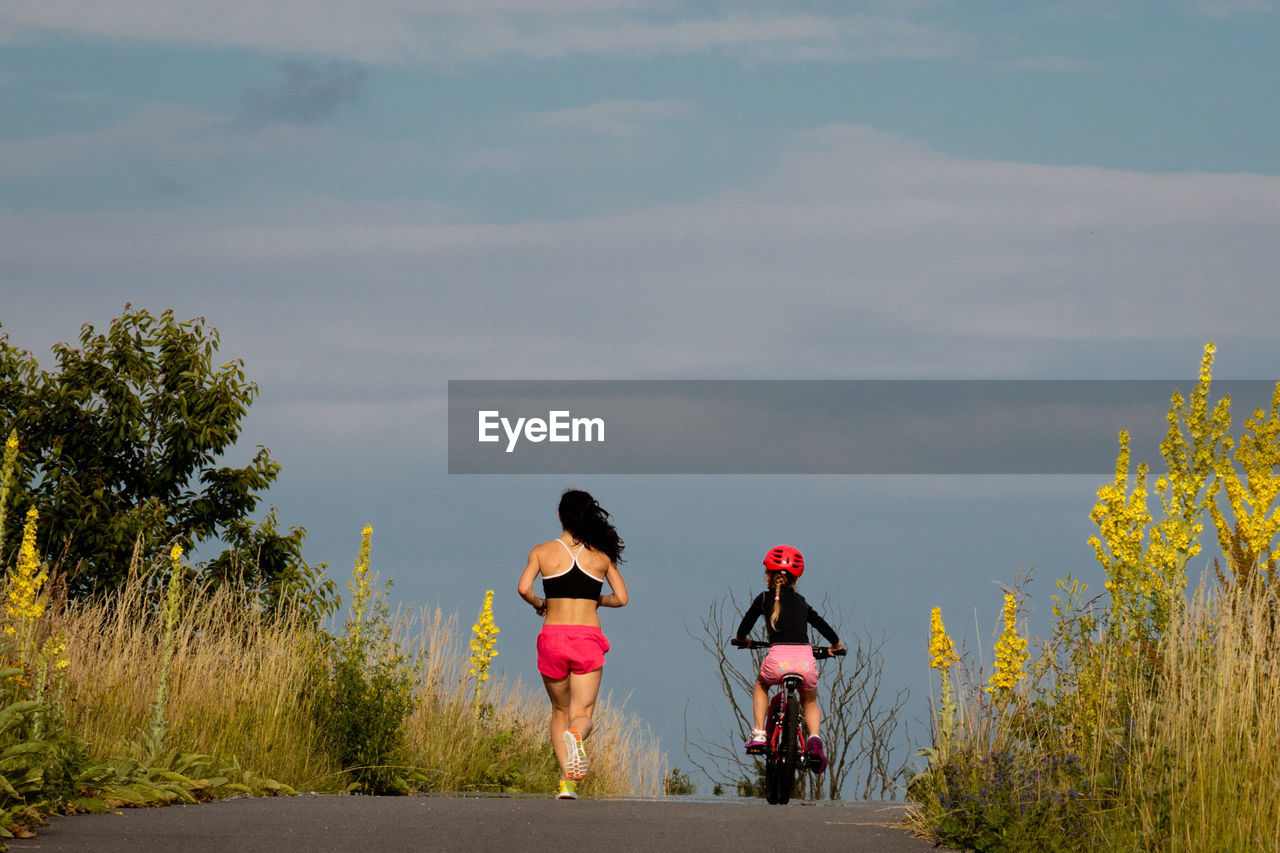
top-left (1210, 380), bottom-right (1280, 582)
top-left (348, 525), bottom-right (374, 641)
top-left (40, 633), bottom-right (70, 675)
top-left (928, 607), bottom-right (957, 671)
top-left (469, 590), bottom-right (500, 699)
top-left (1, 432), bottom-right (20, 567)
top-left (6, 508), bottom-right (49, 630)
top-left (1092, 343), bottom-right (1235, 644)
top-left (986, 593), bottom-right (1028, 697)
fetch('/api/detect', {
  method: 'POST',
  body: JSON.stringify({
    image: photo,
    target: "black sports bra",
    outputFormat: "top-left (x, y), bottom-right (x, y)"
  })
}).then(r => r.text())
top-left (542, 540), bottom-right (606, 600)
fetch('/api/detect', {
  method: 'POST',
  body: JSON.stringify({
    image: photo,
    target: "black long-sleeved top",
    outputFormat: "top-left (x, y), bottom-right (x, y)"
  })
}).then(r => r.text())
top-left (735, 587), bottom-right (840, 646)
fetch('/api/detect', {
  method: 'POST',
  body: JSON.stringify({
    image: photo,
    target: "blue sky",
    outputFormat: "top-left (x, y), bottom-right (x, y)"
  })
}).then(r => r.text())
top-left (3, 2), bottom-right (1280, 794)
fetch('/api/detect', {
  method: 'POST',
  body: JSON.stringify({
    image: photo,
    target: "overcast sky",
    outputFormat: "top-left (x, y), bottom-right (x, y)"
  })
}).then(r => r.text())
top-left (3, 2), bottom-right (1279, 794)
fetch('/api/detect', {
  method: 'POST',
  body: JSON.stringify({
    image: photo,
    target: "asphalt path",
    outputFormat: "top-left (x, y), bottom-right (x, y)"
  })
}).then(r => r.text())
top-left (8, 794), bottom-right (943, 853)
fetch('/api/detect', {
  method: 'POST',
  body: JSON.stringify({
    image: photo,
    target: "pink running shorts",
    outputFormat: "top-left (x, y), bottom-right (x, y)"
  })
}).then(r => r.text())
top-left (537, 625), bottom-right (611, 680)
top-left (759, 644), bottom-right (818, 692)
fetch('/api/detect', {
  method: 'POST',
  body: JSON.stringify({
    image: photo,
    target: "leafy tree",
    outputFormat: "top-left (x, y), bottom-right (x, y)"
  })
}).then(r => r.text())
top-left (203, 507), bottom-right (336, 625)
top-left (0, 305), bottom-right (332, 614)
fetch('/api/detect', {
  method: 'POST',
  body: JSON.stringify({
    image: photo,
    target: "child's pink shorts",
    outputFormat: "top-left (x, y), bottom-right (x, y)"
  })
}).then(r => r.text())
top-left (537, 625), bottom-right (611, 680)
top-left (759, 644), bottom-right (818, 692)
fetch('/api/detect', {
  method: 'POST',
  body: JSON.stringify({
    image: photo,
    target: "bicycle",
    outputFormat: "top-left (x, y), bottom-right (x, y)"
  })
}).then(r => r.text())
top-left (731, 639), bottom-right (845, 805)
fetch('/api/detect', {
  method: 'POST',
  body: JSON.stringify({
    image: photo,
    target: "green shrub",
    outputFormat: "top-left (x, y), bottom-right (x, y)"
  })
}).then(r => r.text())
top-left (663, 767), bottom-right (697, 796)
top-left (313, 526), bottom-right (418, 794)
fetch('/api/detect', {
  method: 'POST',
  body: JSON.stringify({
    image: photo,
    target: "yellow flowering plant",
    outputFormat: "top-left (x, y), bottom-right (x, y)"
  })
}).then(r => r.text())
top-left (1088, 431), bottom-right (1152, 644)
top-left (986, 593), bottom-right (1028, 700)
top-left (469, 589), bottom-right (500, 715)
top-left (928, 606), bottom-right (959, 759)
top-left (1209, 381), bottom-right (1280, 593)
top-left (316, 524), bottom-right (420, 794)
top-left (929, 606), bottom-right (958, 672)
top-left (1089, 343), bottom-right (1230, 646)
top-left (144, 542), bottom-right (186, 760)
top-left (911, 345), bottom-right (1280, 852)
top-left (0, 430), bottom-right (18, 555)
top-left (2, 501), bottom-right (72, 741)
top-left (6, 507), bottom-right (50, 647)
top-left (348, 524), bottom-right (373, 648)
top-left (1144, 343), bottom-right (1230, 632)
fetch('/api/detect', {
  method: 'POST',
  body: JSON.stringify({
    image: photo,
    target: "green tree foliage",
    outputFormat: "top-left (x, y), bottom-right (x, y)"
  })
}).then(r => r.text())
top-left (202, 508), bottom-right (335, 626)
top-left (0, 306), bottom-right (332, 615)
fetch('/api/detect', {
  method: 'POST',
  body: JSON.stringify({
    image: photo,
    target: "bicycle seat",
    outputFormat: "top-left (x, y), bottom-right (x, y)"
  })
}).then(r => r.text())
top-left (780, 673), bottom-right (804, 690)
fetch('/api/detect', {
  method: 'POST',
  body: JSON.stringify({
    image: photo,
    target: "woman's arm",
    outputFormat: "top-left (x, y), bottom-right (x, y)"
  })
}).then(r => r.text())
top-left (599, 563), bottom-right (628, 608)
top-left (517, 548), bottom-right (547, 615)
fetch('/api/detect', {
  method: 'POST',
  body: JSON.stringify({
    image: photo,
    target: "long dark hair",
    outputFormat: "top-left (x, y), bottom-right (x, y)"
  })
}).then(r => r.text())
top-left (558, 489), bottom-right (625, 564)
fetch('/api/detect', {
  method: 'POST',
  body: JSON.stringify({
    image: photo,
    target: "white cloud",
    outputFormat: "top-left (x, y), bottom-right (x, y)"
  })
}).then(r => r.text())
top-left (445, 99), bottom-right (694, 175)
top-left (0, 105), bottom-right (319, 179)
top-left (0, 2), bottom-right (968, 63)
top-left (1189, 0), bottom-right (1274, 19)
top-left (527, 100), bottom-right (692, 137)
top-left (1004, 55), bottom-right (1107, 73)
top-left (4, 125), bottom-right (1278, 405)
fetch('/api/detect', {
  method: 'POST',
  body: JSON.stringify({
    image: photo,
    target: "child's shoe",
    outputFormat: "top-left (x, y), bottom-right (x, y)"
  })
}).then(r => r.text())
top-left (556, 779), bottom-right (578, 799)
top-left (807, 735), bottom-right (828, 774)
top-left (744, 729), bottom-right (768, 754)
top-left (564, 728), bottom-right (588, 780)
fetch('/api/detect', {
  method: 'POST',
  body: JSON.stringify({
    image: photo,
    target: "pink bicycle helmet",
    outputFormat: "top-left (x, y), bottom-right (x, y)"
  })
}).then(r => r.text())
top-left (763, 544), bottom-right (804, 578)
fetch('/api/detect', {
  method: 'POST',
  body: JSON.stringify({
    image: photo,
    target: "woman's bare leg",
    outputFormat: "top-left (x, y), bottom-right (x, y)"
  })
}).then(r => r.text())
top-left (567, 668), bottom-right (603, 738)
top-left (544, 668), bottom-right (604, 777)
top-left (542, 674), bottom-right (572, 776)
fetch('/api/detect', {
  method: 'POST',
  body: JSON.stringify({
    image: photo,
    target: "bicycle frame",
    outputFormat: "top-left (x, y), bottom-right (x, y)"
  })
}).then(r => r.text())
top-left (734, 640), bottom-right (844, 805)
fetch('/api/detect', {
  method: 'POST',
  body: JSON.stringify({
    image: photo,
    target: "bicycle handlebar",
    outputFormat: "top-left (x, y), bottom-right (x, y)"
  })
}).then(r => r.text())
top-left (730, 639), bottom-right (846, 658)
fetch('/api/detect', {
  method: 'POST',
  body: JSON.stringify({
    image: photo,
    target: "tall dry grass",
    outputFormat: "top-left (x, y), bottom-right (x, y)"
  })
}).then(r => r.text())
top-left (44, 574), bottom-right (666, 798)
top-left (50, 573), bottom-right (338, 790)
top-left (402, 606), bottom-right (664, 797)
top-left (910, 579), bottom-right (1280, 852)
top-left (1115, 584), bottom-right (1280, 851)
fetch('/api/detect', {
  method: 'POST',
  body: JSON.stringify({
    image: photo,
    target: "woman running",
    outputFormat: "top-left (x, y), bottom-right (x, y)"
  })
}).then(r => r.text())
top-left (517, 489), bottom-right (628, 800)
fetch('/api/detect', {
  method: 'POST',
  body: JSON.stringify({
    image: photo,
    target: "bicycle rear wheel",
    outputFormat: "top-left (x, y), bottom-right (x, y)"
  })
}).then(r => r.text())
top-left (775, 689), bottom-right (799, 805)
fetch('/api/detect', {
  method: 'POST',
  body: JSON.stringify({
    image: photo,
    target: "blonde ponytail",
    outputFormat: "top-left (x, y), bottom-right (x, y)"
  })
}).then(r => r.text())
top-left (768, 570), bottom-right (788, 631)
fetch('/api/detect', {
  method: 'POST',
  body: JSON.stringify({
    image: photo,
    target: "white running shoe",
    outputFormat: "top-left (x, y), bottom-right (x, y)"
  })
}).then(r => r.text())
top-left (564, 728), bottom-right (588, 781)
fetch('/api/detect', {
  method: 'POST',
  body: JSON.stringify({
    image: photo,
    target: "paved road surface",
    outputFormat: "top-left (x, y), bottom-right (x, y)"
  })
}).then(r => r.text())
top-left (9, 794), bottom-right (941, 852)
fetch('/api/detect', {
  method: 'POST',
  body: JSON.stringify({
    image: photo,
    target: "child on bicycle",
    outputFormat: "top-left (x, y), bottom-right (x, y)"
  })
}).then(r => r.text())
top-left (731, 545), bottom-right (844, 773)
